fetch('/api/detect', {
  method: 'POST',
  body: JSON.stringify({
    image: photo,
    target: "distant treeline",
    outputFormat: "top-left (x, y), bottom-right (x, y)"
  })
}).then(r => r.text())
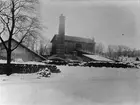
top-left (95, 43), bottom-right (140, 60)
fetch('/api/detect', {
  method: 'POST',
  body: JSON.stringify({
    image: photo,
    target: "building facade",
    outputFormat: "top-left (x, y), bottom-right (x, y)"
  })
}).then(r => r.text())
top-left (51, 14), bottom-right (95, 56)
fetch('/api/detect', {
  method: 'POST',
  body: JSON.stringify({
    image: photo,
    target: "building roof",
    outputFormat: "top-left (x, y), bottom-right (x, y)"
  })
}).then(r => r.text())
top-left (83, 54), bottom-right (113, 62)
top-left (51, 34), bottom-right (95, 44)
top-left (0, 39), bottom-right (46, 60)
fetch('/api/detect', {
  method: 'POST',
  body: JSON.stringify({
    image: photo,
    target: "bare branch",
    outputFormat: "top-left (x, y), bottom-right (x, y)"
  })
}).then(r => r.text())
top-left (11, 34), bottom-right (26, 51)
top-left (11, 22), bottom-right (33, 51)
top-left (13, 28), bottom-right (20, 35)
top-left (9, 0), bottom-right (15, 39)
top-left (0, 18), bottom-right (7, 50)
top-left (0, 36), bottom-right (8, 51)
top-left (0, 1), bottom-right (12, 13)
top-left (0, 13), bottom-right (12, 19)
top-left (0, 0), bottom-right (41, 52)
top-left (14, 1), bottom-right (26, 14)
top-left (0, 37), bottom-right (7, 49)
top-left (0, 15), bottom-right (11, 33)
top-left (0, 27), bottom-right (5, 35)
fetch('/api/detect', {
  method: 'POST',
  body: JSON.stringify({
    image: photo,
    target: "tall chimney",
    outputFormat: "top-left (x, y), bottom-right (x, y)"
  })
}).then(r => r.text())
top-left (56, 14), bottom-right (65, 57)
top-left (59, 14), bottom-right (65, 37)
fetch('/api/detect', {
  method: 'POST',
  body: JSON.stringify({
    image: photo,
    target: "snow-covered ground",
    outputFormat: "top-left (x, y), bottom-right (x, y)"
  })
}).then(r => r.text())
top-left (0, 66), bottom-right (140, 105)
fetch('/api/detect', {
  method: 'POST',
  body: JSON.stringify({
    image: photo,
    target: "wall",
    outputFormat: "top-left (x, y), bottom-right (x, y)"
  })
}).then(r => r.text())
top-left (51, 40), bottom-right (57, 54)
top-left (65, 40), bottom-right (95, 54)
top-left (65, 41), bottom-right (76, 53)
top-left (51, 37), bottom-right (96, 55)
top-left (0, 64), bottom-right (59, 74)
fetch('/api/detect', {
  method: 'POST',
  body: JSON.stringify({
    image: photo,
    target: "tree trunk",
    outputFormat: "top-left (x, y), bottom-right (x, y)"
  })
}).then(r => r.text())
top-left (6, 50), bottom-right (12, 76)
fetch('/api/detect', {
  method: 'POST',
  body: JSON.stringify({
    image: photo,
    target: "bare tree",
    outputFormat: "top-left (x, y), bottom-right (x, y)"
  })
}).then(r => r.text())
top-left (106, 44), bottom-right (135, 61)
top-left (95, 42), bottom-right (105, 55)
top-left (22, 34), bottom-right (38, 51)
top-left (117, 45), bottom-right (131, 57)
top-left (107, 45), bottom-right (119, 60)
top-left (0, 0), bottom-right (41, 75)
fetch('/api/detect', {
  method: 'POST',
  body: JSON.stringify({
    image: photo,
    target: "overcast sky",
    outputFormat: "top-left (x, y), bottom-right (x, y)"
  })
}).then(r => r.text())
top-left (39, 0), bottom-right (140, 49)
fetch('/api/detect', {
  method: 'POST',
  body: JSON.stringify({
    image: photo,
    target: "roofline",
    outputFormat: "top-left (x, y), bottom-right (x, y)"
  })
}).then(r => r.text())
top-left (65, 39), bottom-right (95, 44)
top-left (0, 38), bottom-right (46, 60)
top-left (65, 35), bottom-right (95, 43)
top-left (51, 34), bottom-right (95, 44)
top-left (50, 34), bottom-right (57, 42)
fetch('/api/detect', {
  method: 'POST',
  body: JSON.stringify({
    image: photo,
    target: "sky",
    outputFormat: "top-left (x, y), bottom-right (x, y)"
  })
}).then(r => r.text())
top-left (39, 0), bottom-right (140, 50)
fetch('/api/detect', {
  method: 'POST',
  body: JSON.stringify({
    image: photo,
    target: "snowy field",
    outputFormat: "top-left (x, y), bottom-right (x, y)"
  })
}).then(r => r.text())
top-left (0, 66), bottom-right (140, 105)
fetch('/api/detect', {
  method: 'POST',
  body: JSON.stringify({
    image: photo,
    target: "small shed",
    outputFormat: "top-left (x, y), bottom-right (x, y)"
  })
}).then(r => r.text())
top-left (0, 39), bottom-right (46, 62)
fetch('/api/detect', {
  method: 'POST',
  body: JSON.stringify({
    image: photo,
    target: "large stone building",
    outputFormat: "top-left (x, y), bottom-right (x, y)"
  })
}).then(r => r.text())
top-left (51, 14), bottom-right (95, 57)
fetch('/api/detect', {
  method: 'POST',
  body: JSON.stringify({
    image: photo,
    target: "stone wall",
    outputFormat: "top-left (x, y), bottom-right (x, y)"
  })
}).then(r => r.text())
top-left (0, 64), bottom-right (60, 74)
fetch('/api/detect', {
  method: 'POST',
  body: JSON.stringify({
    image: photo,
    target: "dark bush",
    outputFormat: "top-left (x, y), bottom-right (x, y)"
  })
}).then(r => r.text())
top-left (0, 63), bottom-right (60, 74)
top-left (81, 61), bottom-right (138, 68)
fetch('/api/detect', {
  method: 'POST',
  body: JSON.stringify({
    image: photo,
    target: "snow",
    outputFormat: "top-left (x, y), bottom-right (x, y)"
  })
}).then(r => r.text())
top-left (0, 66), bottom-right (140, 105)
top-left (0, 60), bottom-right (7, 63)
top-left (0, 60), bottom-right (46, 65)
top-left (83, 54), bottom-right (113, 62)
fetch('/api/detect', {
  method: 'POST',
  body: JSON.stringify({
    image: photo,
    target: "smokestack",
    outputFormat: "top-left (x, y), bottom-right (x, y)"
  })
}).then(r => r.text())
top-left (58, 14), bottom-right (65, 36)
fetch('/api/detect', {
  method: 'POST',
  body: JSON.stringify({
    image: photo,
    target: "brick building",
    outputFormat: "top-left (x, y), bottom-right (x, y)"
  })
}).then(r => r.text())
top-left (51, 14), bottom-right (95, 57)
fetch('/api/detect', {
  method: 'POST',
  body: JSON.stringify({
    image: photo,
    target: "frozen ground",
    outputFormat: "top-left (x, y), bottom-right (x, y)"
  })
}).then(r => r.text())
top-left (0, 66), bottom-right (140, 105)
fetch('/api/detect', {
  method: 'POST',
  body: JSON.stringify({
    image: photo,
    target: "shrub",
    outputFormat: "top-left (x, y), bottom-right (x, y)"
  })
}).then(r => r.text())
top-left (0, 63), bottom-right (60, 74)
top-left (37, 68), bottom-right (51, 77)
